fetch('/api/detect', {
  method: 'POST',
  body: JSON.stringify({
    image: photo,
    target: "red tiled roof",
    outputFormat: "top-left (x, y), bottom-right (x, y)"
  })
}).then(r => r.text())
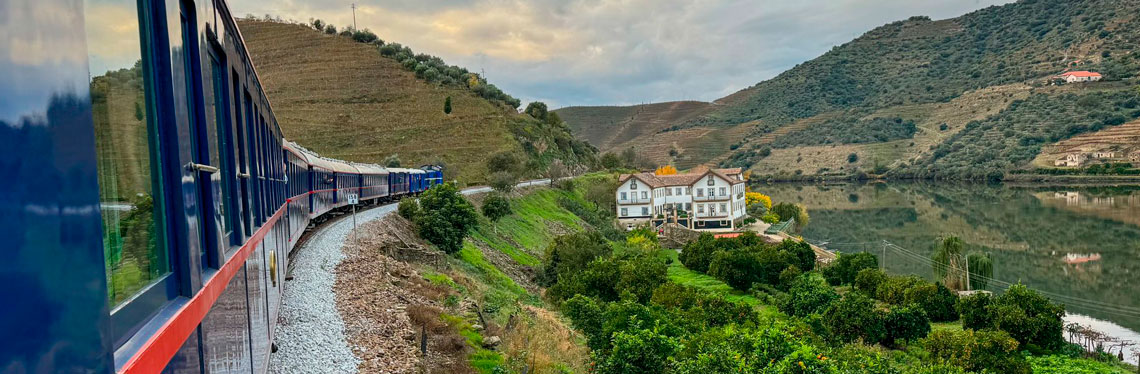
top-left (1060, 71), bottom-right (1101, 77)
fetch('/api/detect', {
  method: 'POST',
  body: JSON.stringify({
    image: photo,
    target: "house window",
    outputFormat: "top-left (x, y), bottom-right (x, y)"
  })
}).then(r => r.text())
top-left (707, 188), bottom-right (715, 197)
top-left (666, 188), bottom-right (672, 196)
top-left (641, 191), bottom-right (648, 199)
top-left (685, 203), bottom-right (691, 211)
top-left (696, 189), bottom-right (703, 197)
top-left (630, 180), bottom-right (637, 189)
top-left (707, 175), bottom-right (714, 186)
top-left (719, 187), bottom-right (726, 196)
top-left (675, 187), bottom-right (682, 195)
top-left (620, 192), bottom-right (627, 200)
top-left (642, 207), bottom-right (649, 216)
top-left (720, 203), bottom-right (727, 213)
top-left (686, 187), bottom-right (691, 195)
top-left (709, 204), bottom-right (715, 213)
top-left (620, 208), bottom-right (628, 217)
top-left (697, 204), bottom-right (705, 213)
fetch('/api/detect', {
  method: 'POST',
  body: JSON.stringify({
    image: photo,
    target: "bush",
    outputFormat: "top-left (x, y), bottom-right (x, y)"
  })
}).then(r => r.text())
top-left (481, 193), bottom-right (511, 221)
top-left (988, 284), bottom-right (1065, 350)
top-left (777, 239), bottom-right (816, 272)
top-left (708, 246), bottom-right (789, 291)
top-left (904, 282), bottom-right (959, 322)
top-left (415, 183), bottom-right (478, 254)
top-left (884, 305), bottom-right (931, 347)
top-left (486, 151), bottom-right (519, 173)
top-left (848, 153), bottom-right (859, 163)
top-left (488, 171), bottom-right (517, 194)
top-left (397, 198), bottom-right (420, 220)
top-left (650, 283), bottom-right (756, 328)
top-left (957, 292), bottom-right (993, 330)
top-left (822, 293), bottom-right (885, 344)
top-left (678, 233), bottom-right (718, 273)
top-left (823, 252), bottom-right (878, 285)
top-left (540, 231), bottom-right (610, 287)
top-left (922, 329), bottom-right (1030, 374)
top-left (854, 268), bottom-right (888, 295)
top-left (595, 328), bottom-right (680, 374)
top-left (777, 273), bottom-right (839, 317)
top-left (777, 265), bottom-right (802, 291)
top-left (876, 275), bottom-right (926, 305)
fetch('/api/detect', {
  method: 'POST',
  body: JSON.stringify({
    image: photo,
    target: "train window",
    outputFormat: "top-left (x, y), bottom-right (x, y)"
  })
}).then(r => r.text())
top-left (87, 0), bottom-right (170, 306)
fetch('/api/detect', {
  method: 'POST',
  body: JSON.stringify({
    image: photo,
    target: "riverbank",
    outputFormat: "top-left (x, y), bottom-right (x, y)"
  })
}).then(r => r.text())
top-left (749, 173), bottom-right (1140, 184)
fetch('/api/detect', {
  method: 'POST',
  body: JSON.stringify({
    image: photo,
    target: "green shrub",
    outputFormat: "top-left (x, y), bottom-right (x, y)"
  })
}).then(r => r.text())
top-left (480, 193), bottom-right (512, 221)
top-left (708, 246), bottom-right (789, 291)
top-left (876, 275), bottom-right (926, 305)
top-left (540, 231), bottom-right (612, 285)
top-left (678, 233), bottom-right (718, 273)
top-left (414, 183), bottom-right (478, 254)
top-left (777, 239), bottom-right (816, 272)
top-left (777, 265), bottom-right (802, 291)
top-left (903, 282), bottom-right (959, 322)
top-left (561, 295), bottom-right (606, 349)
top-left (884, 305), bottom-right (931, 347)
top-left (854, 268), bottom-right (888, 296)
top-left (822, 293), bottom-right (885, 344)
top-left (922, 329), bottom-right (1030, 374)
top-left (1027, 355), bottom-right (1133, 374)
top-left (650, 283), bottom-right (756, 328)
top-left (988, 284), bottom-right (1066, 350)
top-left (778, 273), bottom-right (840, 317)
top-left (957, 292), bottom-right (993, 330)
top-left (488, 171), bottom-right (517, 193)
top-left (397, 197), bottom-right (420, 219)
top-left (823, 252), bottom-right (878, 285)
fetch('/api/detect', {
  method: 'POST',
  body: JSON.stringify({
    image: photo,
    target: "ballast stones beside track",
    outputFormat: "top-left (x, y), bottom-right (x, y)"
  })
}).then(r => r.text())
top-left (269, 204), bottom-right (396, 373)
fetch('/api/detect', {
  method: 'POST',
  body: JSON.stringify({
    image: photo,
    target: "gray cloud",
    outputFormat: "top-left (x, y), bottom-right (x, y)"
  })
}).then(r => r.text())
top-left (229, 0), bottom-right (1013, 109)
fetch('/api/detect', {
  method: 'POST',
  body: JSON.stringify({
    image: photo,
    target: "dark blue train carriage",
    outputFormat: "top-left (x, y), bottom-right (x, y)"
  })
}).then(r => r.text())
top-left (0, 0), bottom-right (424, 372)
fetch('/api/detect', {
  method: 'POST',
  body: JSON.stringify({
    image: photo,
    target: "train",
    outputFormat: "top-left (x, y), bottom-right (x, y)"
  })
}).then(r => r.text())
top-left (0, 0), bottom-right (442, 372)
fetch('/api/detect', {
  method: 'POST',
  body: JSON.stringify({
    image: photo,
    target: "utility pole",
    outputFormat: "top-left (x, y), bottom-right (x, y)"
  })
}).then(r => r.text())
top-left (881, 240), bottom-right (887, 271)
top-left (351, 3), bottom-right (357, 30)
top-left (965, 256), bottom-right (971, 291)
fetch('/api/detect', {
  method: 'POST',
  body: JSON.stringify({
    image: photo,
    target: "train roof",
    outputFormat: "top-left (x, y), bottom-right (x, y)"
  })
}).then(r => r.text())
top-left (288, 143), bottom-right (358, 174)
top-left (352, 163), bottom-right (389, 175)
top-left (387, 167), bottom-right (420, 174)
top-left (283, 141), bottom-right (310, 162)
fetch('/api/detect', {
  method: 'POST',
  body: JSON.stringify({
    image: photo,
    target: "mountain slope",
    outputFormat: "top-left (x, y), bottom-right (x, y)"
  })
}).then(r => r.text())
top-left (237, 20), bottom-right (592, 183)
top-left (558, 0), bottom-right (1140, 178)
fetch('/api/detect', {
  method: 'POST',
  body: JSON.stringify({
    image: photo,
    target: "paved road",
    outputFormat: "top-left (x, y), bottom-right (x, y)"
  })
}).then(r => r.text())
top-left (269, 179), bottom-right (549, 373)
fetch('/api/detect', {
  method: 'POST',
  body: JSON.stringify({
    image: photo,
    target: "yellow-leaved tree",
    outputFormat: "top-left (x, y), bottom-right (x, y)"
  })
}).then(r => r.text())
top-left (746, 192), bottom-right (772, 210)
top-left (655, 165), bottom-right (678, 175)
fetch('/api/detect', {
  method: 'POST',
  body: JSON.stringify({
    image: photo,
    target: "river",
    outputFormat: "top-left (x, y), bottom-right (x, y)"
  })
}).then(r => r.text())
top-left (760, 182), bottom-right (1140, 360)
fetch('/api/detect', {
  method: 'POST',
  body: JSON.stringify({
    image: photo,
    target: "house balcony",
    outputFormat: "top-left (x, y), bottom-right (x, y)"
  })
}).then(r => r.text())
top-left (694, 194), bottom-right (730, 202)
top-left (618, 197), bottom-right (651, 205)
top-left (695, 211), bottom-right (729, 219)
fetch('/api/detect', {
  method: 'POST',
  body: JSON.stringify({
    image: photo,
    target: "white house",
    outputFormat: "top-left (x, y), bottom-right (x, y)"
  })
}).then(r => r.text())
top-left (1059, 71), bottom-right (1103, 83)
top-left (1092, 151), bottom-right (1116, 159)
top-left (616, 166), bottom-right (748, 231)
top-left (1055, 153), bottom-right (1089, 167)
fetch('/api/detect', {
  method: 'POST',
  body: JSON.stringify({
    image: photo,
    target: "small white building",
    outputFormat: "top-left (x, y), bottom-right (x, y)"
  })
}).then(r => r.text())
top-left (1055, 153), bottom-right (1089, 167)
top-left (616, 166), bottom-right (747, 231)
top-left (1059, 71), bottom-right (1103, 83)
top-left (1093, 151), bottom-right (1116, 159)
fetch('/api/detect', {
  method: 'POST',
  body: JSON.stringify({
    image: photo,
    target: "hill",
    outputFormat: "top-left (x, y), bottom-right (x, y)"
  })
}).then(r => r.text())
top-left (557, 0), bottom-right (1140, 179)
top-left (237, 19), bottom-right (593, 183)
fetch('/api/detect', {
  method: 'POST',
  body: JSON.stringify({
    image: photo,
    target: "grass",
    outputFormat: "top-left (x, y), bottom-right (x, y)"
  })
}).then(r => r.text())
top-left (469, 189), bottom-right (586, 267)
top-left (237, 20), bottom-right (521, 184)
top-left (661, 250), bottom-right (763, 306)
top-left (454, 242), bottom-right (529, 298)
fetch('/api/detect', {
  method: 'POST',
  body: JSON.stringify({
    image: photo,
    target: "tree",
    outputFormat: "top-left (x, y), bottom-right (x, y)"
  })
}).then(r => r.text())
top-left (958, 292), bottom-right (993, 330)
top-left (311, 19), bottom-right (324, 31)
top-left (988, 284), bottom-right (1065, 350)
top-left (397, 198), bottom-right (420, 220)
top-left (486, 151), bottom-right (519, 173)
top-left (488, 171), bottom-right (517, 194)
top-left (966, 252), bottom-right (993, 290)
top-left (443, 96), bottom-right (452, 114)
top-left (933, 236), bottom-right (967, 290)
top-left (546, 159), bottom-right (569, 184)
top-left (777, 239), bottom-right (816, 272)
top-left (777, 273), bottom-right (839, 317)
top-left (324, 24), bottom-right (337, 34)
top-left (848, 153), bottom-right (859, 163)
top-left (771, 202), bottom-right (801, 222)
top-left (823, 293), bottom-right (885, 344)
top-left (654, 165), bottom-right (678, 175)
top-left (745, 192), bottom-right (772, 211)
top-left (678, 233), bottom-right (718, 273)
top-left (540, 231), bottom-right (611, 287)
top-left (481, 193), bottom-right (511, 221)
top-left (823, 252), bottom-right (878, 285)
top-left (601, 152), bottom-right (621, 169)
top-left (524, 101), bottom-right (549, 121)
top-left (415, 183), bottom-right (478, 254)
top-left (923, 330), bottom-right (1030, 374)
top-left (904, 282), bottom-right (959, 322)
top-left (383, 154), bottom-right (401, 167)
top-left (854, 268), bottom-right (887, 296)
top-left (884, 305), bottom-right (931, 347)
top-left (596, 327), bottom-right (679, 374)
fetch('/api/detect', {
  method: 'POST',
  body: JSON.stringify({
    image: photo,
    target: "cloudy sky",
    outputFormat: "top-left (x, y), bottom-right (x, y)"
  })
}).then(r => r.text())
top-left (230, 0), bottom-right (1014, 109)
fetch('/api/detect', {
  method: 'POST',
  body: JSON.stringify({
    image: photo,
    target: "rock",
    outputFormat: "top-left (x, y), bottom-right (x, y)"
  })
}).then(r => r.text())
top-left (471, 324), bottom-right (484, 331)
top-left (482, 336), bottom-right (501, 348)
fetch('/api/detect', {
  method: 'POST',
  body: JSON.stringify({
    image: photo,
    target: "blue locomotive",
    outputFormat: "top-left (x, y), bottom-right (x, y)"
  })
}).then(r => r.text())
top-left (0, 0), bottom-right (442, 372)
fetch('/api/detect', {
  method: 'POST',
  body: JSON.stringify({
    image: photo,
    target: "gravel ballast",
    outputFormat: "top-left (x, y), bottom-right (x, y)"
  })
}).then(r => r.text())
top-left (268, 180), bottom-right (548, 373)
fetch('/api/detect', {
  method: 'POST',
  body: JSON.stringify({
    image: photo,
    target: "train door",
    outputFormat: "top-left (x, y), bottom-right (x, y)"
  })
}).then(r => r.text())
top-left (177, 0), bottom-right (224, 270)
top-left (206, 46), bottom-right (238, 253)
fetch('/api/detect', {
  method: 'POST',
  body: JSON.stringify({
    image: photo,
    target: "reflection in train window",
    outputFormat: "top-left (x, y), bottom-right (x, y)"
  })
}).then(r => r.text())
top-left (87, 0), bottom-right (169, 306)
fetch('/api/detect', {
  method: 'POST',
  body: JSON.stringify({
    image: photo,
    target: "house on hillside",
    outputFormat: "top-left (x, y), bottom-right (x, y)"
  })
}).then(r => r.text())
top-left (1058, 71), bottom-right (1103, 83)
top-left (1055, 153), bottom-right (1089, 167)
top-left (616, 166), bottom-right (747, 231)
top-left (1093, 151), bottom-right (1117, 159)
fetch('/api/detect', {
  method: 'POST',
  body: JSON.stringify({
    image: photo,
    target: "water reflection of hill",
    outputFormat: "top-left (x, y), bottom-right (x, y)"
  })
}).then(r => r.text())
top-left (760, 182), bottom-right (1140, 332)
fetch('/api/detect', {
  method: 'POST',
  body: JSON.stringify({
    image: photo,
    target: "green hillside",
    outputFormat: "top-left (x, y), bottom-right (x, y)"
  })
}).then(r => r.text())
top-left (559, 0), bottom-right (1140, 179)
top-left (237, 19), bottom-right (594, 184)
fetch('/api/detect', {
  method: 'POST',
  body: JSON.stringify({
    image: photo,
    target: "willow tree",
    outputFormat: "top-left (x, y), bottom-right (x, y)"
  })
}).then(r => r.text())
top-left (932, 236), bottom-right (966, 290)
top-left (966, 252), bottom-right (993, 290)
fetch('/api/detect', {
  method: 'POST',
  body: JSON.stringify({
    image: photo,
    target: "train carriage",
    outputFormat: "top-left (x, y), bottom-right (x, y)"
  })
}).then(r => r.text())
top-left (283, 142), bottom-right (312, 243)
top-left (354, 163), bottom-right (391, 202)
top-left (388, 168), bottom-right (411, 197)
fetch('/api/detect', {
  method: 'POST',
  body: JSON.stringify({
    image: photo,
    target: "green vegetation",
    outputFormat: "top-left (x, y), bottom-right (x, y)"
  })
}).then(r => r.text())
top-left (771, 116), bottom-right (917, 148)
top-left (898, 89), bottom-right (1140, 180)
top-left (405, 183), bottom-right (478, 254)
top-left (480, 193), bottom-right (511, 221)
